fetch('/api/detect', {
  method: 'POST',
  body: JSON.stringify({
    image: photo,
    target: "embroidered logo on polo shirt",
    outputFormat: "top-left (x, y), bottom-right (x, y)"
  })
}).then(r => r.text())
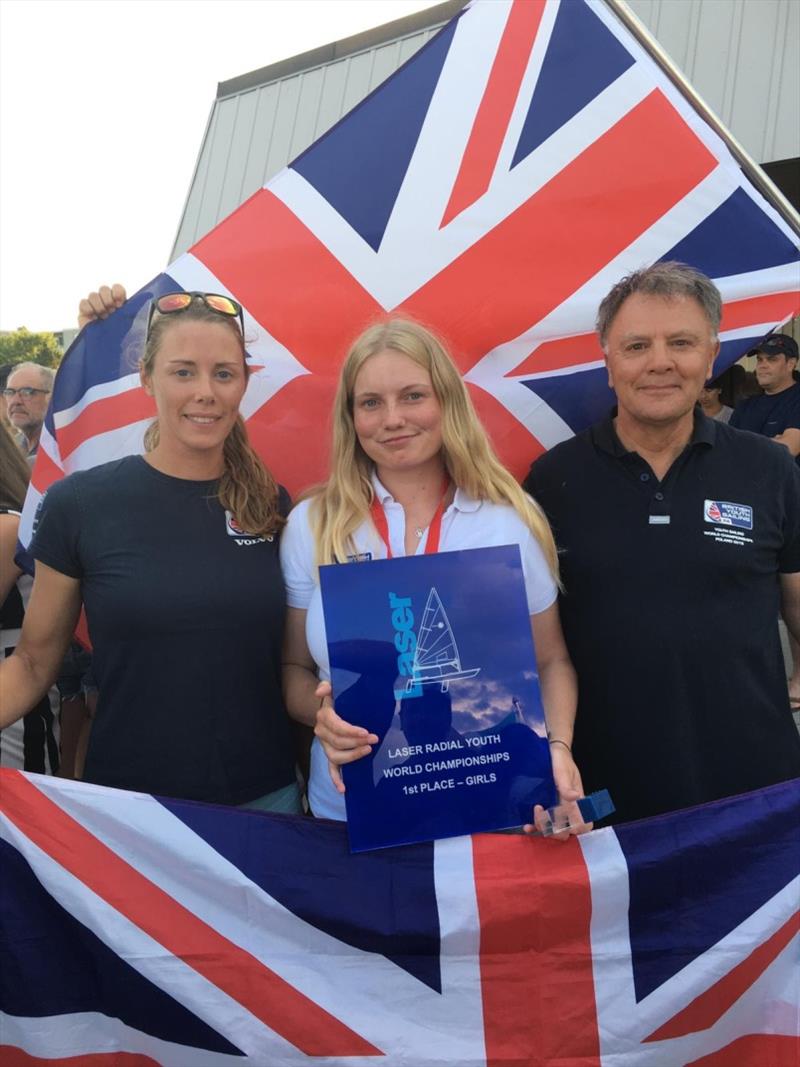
top-left (224, 510), bottom-right (272, 545)
top-left (703, 500), bottom-right (753, 531)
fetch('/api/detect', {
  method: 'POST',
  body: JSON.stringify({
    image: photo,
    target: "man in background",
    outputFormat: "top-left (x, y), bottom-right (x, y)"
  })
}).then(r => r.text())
top-left (730, 333), bottom-right (800, 455)
top-left (730, 331), bottom-right (800, 708)
top-left (524, 262), bottom-right (800, 825)
top-left (3, 362), bottom-right (54, 461)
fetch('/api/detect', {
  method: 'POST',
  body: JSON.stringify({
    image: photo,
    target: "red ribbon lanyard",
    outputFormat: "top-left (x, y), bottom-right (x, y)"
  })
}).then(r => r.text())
top-left (369, 478), bottom-right (449, 559)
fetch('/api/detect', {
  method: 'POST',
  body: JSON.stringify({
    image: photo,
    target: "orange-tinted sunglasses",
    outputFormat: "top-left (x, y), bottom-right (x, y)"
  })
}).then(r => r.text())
top-left (146, 292), bottom-right (244, 339)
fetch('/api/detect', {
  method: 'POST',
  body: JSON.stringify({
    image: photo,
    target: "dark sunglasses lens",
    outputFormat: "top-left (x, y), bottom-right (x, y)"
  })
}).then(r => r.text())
top-left (204, 294), bottom-right (240, 317)
top-left (156, 293), bottom-right (193, 314)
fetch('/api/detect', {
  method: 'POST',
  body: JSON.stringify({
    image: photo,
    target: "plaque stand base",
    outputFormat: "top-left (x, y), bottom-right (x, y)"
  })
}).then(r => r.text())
top-left (538, 789), bottom-right (615, 836)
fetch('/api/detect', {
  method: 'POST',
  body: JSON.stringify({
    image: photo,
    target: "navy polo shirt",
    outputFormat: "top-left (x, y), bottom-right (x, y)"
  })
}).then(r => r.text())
top-left (524, 411), bottom-right (800, 824)
top-left (730, 380), bottom-right (800, 439)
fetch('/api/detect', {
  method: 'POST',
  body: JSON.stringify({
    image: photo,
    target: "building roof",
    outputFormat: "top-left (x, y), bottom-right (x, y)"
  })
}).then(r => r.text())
top-left (170, 0), bottom-right (799, 261)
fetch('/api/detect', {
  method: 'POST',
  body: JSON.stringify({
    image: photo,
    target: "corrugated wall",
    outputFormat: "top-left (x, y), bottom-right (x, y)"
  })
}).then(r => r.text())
top-left (171, 0), bottom-right (799, 260)
top-left (629, 0), bottom-right (799, 165)
top-left (171, 22), bottom-right (446, 259)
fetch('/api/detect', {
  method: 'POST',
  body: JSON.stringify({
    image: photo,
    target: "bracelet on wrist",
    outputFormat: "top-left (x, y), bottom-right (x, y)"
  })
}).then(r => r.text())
top-left (548, 739), bottom-right (572, 754)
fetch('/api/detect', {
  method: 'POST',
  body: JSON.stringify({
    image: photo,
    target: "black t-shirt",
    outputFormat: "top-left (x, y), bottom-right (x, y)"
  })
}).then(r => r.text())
top-left (32, 455), bottom-right (295, 804)
top-left (525, 413), bottom-right (800, 824)
top-left (729, 381), bottom-right (800, 439)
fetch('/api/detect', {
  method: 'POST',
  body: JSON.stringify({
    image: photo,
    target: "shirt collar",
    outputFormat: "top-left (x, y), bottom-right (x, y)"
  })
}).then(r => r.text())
top-left (591, 404), bottom-right (717, 457)
top-left (370, 470), bottom-right (479, 513)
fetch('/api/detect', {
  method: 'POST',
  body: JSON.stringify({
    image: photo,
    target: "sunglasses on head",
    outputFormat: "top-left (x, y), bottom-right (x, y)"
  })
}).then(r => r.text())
top-left (146, 292), bottom-right (244, 339)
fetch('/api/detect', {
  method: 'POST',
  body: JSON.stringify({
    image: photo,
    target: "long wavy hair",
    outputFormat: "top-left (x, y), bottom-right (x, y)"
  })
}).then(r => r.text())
top-left (0, 420), bottom-right (30, 512)
top-left (141, 300), bottom-right (284, 537)
top-left (310, 318), bottom-right (559, 579)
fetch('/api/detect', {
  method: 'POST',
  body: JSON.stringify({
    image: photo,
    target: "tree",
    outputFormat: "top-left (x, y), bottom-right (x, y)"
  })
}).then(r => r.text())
top-left (0, 327), bottom-right (62, 369)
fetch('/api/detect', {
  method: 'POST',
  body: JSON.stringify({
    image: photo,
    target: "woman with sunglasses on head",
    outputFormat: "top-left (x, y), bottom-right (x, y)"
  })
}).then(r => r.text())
top-left (0, 290), bottom-right (300, 811)
top-left (280, 318), bottom-right (585, 831)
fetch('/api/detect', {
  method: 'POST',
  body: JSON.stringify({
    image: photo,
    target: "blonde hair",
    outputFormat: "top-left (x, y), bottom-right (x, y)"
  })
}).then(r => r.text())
top-left (311, 318), bottom-right (559, 580)
top-left (141, 300), bottom-right (284, 537)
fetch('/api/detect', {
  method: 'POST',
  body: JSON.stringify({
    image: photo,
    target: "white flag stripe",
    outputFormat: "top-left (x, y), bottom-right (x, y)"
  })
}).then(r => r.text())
top-left (384, 0), bottom-right (510, 247)
top-left (433, 836), bottom-right (487, 1063)
top-left (29, 775), bottom-right (488, 1061)
top-left (580, 828), bottom-right (800, 1065)
top-left (491, 0), bottom-right (558, 183)
top-left (467, 164), bottom-right (794, 391)
top-left (715, 261), bottom-right (800, 301)
top-left (464, 373), bottom-right (575, 451)
top-left (62, 419), bottom-right (152, 474)
top-left (53, 371), bottom-right (143, 431)
top-left (0, 1012), bottom-right (249, 1067)
top-left (0, 810), bottom-right (300, 1060)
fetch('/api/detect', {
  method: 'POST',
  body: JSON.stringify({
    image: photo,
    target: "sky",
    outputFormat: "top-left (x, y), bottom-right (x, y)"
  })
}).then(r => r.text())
top-left (0, 0), bottom-right (441, 333)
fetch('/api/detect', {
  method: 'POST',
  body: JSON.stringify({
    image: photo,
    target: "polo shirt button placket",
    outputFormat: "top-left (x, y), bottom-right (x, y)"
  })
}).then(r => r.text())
top-left (648, 486), bottom-right (670, 525)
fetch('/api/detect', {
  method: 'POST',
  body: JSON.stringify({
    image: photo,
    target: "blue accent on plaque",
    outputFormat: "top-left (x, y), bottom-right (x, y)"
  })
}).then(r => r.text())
top-left (578, 789), bottom-right (615, 822)
top-left (319, 545), bottom-right (557, 852)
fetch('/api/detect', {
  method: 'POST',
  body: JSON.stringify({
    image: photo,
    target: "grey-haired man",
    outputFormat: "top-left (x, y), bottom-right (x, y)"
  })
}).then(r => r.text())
top-left (4, 362), bottom-right (54, 460)
top-left (524, 261), bottom-right (800, 824)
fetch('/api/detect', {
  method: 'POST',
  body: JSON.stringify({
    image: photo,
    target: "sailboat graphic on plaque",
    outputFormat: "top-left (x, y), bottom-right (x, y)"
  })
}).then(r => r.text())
top-left (319, 544), bottom-right (561, 850)
top-left (406, 587), bottom-right (480, 693)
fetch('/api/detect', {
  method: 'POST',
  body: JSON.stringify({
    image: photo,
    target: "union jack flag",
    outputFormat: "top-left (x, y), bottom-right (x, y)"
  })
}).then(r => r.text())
top-left (17, 0), bottom-right (800, 555)
top-left (1, 770), bottom-right (797, 1065)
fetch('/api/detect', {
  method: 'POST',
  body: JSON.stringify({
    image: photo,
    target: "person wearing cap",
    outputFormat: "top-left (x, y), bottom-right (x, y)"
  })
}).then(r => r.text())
top-left (730, 331), bottom-right (800, 710)
top-left (524, 262), bottom-right (800, 826)
top-left (730, 333), bottom-right (800, 455)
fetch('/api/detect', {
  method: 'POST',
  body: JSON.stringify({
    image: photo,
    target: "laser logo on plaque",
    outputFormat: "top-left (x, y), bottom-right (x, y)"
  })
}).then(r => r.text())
top-left (320, 544), bottom-right (559, 851)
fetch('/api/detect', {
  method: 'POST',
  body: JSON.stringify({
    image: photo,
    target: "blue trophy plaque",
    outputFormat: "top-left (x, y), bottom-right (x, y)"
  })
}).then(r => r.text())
top-left (319, 545), bottom-right (558, 851)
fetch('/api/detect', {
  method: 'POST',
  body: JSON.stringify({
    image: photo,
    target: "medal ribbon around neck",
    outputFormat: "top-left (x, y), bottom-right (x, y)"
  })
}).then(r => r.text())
top-left (369, 477), bottom-right (450, 559)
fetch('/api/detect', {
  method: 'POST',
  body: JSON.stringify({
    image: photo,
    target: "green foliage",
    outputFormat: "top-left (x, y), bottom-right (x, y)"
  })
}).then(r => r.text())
top-left (0, 327), bottom-right (62, 369)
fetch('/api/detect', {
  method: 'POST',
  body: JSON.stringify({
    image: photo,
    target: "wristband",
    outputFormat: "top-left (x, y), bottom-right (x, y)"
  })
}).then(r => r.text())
top-left (548, 739), bottom-right (572, 754)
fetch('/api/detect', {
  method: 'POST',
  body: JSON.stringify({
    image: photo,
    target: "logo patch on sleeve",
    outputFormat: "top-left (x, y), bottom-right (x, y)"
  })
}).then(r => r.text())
top-left (703, 500), bottom-right (753, 530)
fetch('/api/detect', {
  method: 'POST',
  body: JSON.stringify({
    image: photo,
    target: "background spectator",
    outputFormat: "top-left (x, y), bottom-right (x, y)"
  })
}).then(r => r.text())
top-left (698, 376), bottom-right (733, 422)
top-left (4, 362), bottom-right (54, 460)
top-left (0, 422), bottom-right (60, 772)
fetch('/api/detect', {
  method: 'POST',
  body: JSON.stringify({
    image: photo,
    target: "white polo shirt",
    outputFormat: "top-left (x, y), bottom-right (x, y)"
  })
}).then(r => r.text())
top-left (280, 477), bottom-right (557, 820)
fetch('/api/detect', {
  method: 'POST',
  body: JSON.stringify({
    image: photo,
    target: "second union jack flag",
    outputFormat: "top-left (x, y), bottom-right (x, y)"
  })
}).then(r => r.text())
top-left (1, 772), bottom-right (798, 1065)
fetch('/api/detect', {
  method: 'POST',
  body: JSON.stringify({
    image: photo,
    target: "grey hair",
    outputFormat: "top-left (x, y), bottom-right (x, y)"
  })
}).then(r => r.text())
top-left (8, 361), bottom-right (55, 390)
top-left (596, 261), bottom-right (722, 349)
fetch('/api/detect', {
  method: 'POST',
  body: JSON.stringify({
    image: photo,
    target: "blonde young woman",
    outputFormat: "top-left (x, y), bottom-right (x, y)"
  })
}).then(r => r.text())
top-left (0, 293), bottom-right (300, 811)
top-left (281, 319), bottom-right (585, 826)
